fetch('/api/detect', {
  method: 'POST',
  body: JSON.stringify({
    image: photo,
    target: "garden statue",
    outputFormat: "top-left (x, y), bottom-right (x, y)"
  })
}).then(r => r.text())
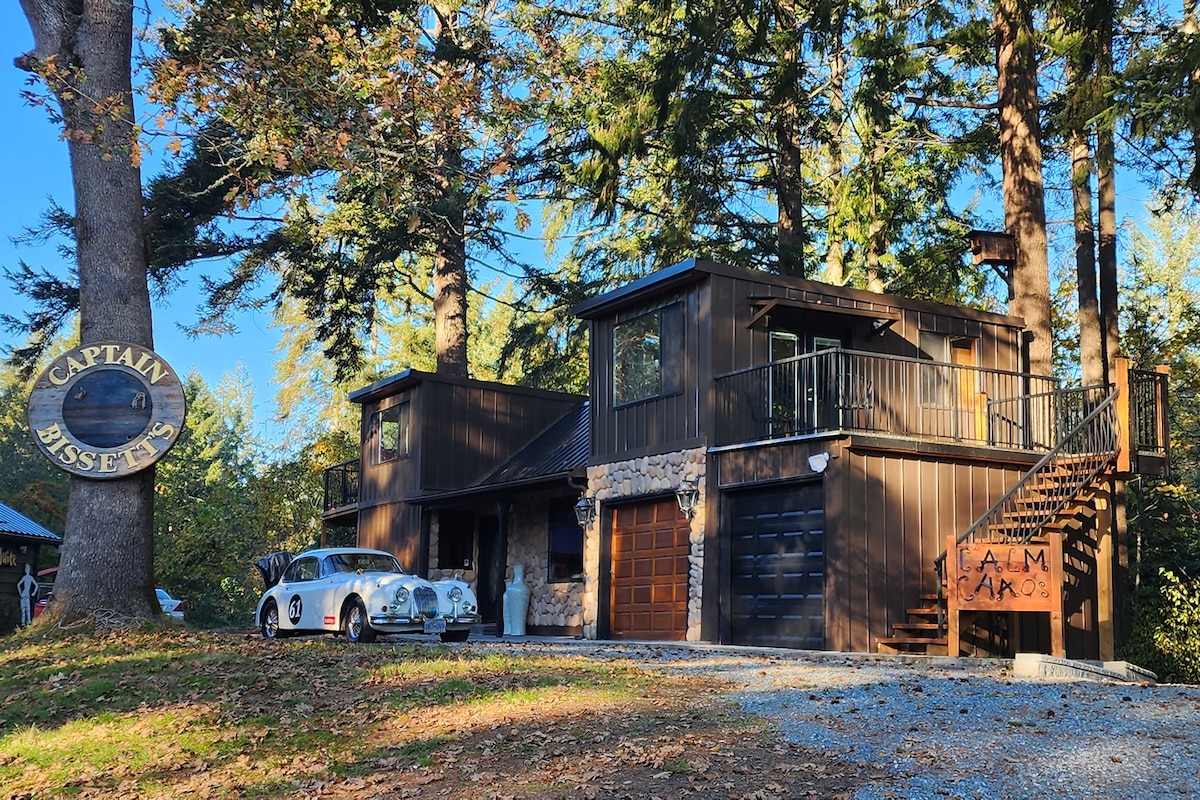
top-left (17, 564), bottom-right (38, 626)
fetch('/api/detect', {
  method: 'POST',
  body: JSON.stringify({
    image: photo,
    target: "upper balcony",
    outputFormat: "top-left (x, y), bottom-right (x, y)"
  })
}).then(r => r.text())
top-left (713, 348), bottom-right (1169, 474)
top-left (321, 457), bottom-right (359, 523)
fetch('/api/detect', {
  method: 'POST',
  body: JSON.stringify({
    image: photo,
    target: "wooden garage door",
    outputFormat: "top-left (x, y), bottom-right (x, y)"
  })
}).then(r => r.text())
top-left (610, 498), bottom-right (690, 640)
top-left (729, 482), bottom-right (825, 649)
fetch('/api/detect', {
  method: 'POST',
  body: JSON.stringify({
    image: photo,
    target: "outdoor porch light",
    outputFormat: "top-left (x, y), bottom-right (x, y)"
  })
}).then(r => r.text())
top-left (675, 476), bottom-right (700, 518)
top-left (574, 493), bottom-right (596, 528)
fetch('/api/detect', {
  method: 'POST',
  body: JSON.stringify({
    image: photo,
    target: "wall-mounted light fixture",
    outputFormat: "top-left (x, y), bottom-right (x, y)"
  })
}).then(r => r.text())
top-left (675, 476), bottom-right (700, 518)
top-left (807, 451), bottom-right (835, 473)
top-left (574, 493), bottom-right (596, 528)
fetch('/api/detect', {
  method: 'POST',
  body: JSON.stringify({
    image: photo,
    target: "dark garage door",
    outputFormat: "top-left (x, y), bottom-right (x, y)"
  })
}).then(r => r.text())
top-left (610, 498), bottom-right (690, 640)
top-left (729, 482), bottom-right (825, 649)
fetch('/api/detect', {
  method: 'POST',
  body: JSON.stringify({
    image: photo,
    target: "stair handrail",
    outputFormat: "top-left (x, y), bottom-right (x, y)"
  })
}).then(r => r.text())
top-left (933, 384), bottom-right (1120, 610)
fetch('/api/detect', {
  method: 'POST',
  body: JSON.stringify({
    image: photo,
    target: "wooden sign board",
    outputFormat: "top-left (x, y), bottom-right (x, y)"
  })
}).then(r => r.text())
top-left (27, 341), bottom-right (186, 480)
top-left (947, 538), bottom-right (1062, 613)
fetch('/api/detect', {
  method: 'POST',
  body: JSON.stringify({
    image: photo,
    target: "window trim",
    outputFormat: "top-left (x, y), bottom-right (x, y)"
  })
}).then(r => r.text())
top-left (611, 303), bottom-right (684, 408)
top-left (371, 399), bottom-right (410, 466)
top-left (612, 310), bottom-right (662, 407)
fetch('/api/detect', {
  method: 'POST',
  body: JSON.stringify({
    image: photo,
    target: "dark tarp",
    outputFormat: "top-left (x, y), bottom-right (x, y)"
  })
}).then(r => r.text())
top-left (254, 552), bottom-right (293, 589)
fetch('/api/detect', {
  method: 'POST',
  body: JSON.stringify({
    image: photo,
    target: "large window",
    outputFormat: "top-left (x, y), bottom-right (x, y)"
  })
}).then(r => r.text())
top-left (548, 498), bottom-right (584, 582)
top-left (371, 400), bottom-right (410, 465)
top-left (612, 304), bottom-right (683, 407)
top-left (613, 312), bottom-right (661, 405)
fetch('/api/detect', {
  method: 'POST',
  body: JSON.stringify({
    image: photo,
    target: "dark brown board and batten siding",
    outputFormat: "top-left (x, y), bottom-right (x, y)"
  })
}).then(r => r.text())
top-left (578, 260), bottom-right (1024, 465)
top-left (419, 381), bottom-right (581, 492)
top-left (716, 437), bottom-right (1043, 653)
top-left (704, 268), bottom-right (1023, 377)
top-left (587, 288), bottom-right (709, 463)
top-left (827, 443), bottom-right (1036, 653)
top-left (355, 383), bottom-right (425, 568)
top-left (352, 371), bottom-right (583, 569)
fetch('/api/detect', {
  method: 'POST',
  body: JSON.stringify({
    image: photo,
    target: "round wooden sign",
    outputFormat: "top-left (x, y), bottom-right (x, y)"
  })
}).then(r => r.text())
top-left (27, 341), bottom-right (186, 479)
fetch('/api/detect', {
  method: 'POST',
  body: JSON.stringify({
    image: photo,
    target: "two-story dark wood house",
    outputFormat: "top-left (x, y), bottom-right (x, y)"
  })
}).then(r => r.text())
top-left (323, 258), bottom-right (1169, 658)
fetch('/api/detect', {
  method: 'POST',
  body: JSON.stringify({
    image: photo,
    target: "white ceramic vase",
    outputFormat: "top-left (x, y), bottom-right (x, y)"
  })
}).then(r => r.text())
top-left (502, 563), bottom-right (530, 636)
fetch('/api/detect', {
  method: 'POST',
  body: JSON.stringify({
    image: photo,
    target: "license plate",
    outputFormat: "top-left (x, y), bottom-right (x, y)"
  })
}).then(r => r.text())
top-left (423, 619), bottom-right (447, 634)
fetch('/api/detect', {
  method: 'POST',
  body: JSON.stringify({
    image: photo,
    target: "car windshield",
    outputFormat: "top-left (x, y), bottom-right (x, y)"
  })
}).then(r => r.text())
top-left (323, 552), bottom-right (404, 575)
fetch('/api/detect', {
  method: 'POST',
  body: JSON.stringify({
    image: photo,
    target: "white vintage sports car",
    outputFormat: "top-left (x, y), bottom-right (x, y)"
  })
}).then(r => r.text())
top-left (253, 547), bottom-right (480, 643)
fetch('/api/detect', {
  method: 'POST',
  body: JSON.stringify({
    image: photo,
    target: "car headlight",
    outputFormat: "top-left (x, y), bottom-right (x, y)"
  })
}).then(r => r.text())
top-left (394, 587), bottom-right (409, 605)
top-left (449, 586), bottom-right (463, 602)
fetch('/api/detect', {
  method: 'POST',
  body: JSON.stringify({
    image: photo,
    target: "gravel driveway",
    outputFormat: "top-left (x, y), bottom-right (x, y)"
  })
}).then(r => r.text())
top-left (476, 639), bottom-right (1200, 800)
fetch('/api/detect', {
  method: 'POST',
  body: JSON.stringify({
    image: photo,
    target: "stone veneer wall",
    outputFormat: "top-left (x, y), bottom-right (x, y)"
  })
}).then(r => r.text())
top-left (426, 494), bottom-right (585, 630)
top-left (582, 447), bottom-right (707, 642)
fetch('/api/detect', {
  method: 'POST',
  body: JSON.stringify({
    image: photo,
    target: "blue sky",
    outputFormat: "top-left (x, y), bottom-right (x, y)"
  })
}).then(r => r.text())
top-left (1, 6), bottom-right (283, 433)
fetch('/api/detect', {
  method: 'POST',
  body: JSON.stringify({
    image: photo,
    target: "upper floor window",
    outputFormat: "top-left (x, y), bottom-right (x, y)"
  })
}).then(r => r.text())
top-left (614, 312), bottom-right (661, 405)
top-left (612, 304), bottom-right (683, 407)
top-left (371, 400), bottom-right (410, 465)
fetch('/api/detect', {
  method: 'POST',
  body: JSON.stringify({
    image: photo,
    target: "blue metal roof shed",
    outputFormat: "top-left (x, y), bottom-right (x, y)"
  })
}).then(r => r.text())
top-left (0, 502), bottom-right (61, 545)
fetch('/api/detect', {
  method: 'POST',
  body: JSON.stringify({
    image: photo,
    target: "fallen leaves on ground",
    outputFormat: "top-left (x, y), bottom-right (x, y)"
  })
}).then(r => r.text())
top-left (0, 630), bottom-right (882, 799)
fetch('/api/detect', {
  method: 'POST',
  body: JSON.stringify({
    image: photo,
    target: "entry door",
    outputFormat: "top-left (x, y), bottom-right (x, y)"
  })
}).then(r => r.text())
top-left (610, 498), bottom-right (690, 640)
top-left (728, 483), bottom-right (825, 649)
top-left (810, 336), bottom-right (842, 431)
top-left (951, 337), bottom-right (983, 440)
top-left (476, 515), bottom-right (501, 623)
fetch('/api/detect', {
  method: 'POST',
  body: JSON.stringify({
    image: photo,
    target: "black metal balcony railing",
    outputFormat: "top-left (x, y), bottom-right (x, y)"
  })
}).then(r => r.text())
top-left (1131, 368), bottom-right (1169, 458)
top-left (323, 458), bottom-right (360, 512)
top-left (714, 348), bottom-right (1060, 450)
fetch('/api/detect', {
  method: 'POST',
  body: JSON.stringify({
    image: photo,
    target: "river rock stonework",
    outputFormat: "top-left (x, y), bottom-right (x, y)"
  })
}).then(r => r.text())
top-left (505, 495), bottom-right (584, 630)
top-left (581, 447), bottom-right (707, 642)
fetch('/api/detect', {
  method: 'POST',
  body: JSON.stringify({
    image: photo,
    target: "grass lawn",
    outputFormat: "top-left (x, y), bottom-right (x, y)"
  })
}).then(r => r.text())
top-left (0, 627), bottom-right (861, 799)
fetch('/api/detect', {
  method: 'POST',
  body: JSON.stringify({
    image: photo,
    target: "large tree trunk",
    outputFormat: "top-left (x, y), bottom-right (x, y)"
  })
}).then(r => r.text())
top-left (1094, 0), bottom-right (1131, 655)
top-left (775, 0), bottom-right (805, 278)
top-left (430, 6), bottom-right (470, 377)
top-left (1097, 20), bottom-right (1119, 380)
top-left (432, 212), bottom-right (469, 377)
top-left (995, 0), bottom-right (1053, 377)
top-left (431, 128), bottom-right (469, 376)
top-left (823, 3), bottom-right (847, 286)
top-left (20, 0), bottom-right (159, 621)
top-left (1070, 128), bottom-right (1105, 387)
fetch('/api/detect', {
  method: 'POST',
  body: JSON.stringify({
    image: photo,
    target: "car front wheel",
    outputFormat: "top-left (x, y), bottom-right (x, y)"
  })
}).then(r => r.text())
top-left (261, 600), bottom-right (289, 640)
top-left (344, 599), bottom-right (377, 643)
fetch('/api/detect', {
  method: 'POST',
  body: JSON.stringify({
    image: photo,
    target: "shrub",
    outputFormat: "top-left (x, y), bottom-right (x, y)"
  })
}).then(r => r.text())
top-left (1121, 568), bottom-right (1200, 683)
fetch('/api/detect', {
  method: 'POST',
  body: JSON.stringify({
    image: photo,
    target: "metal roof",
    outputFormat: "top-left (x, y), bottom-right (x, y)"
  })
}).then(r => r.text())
top-left (0, 502), bottom-right (62, 543)
top-left (479, 401), bottom-right (589, 487)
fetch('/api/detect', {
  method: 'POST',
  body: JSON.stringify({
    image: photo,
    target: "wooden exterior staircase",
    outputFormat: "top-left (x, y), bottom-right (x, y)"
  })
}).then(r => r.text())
top-left (878, 360), bottom-right (1170, 658)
